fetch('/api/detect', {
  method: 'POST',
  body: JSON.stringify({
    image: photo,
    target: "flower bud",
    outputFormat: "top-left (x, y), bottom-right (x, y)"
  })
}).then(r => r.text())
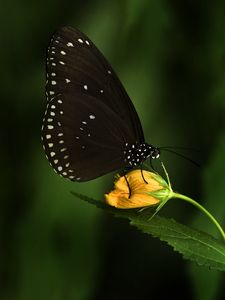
top-left (105, 169), bottom-right (172, 209)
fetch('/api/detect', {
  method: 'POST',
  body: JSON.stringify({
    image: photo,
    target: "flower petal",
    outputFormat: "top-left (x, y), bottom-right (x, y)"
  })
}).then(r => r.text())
top-left (105, 170), bottom-right (166, 209)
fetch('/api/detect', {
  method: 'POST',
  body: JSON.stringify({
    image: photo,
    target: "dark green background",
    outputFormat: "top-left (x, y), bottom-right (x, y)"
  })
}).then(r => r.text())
top-left (1, 1), bottom-right (225, 299)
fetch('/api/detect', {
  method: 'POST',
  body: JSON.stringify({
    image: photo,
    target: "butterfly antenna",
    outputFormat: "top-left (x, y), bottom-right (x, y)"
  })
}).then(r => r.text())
top-left (159, 148), bottom-right (200, 167)
top-left (160, 146), bottom-right (200, 152)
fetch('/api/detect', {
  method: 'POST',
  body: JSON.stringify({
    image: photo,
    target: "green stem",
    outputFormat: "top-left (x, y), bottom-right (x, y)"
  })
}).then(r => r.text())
top-left (173, 192), bottom-right (225, 243)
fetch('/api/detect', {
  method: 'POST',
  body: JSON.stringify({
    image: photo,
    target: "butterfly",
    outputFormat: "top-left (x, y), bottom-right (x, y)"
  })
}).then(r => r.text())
top-left (41, 26), bottom-right (160, 182)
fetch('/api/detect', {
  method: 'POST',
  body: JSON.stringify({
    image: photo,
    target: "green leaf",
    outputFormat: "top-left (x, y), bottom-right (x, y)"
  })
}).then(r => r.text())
top-left (72, 192), bottom-right (225, 272)
top-left (130, 215), bottom-right (225, 271)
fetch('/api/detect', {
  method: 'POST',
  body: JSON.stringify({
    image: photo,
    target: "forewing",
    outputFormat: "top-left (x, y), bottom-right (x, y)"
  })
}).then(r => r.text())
top-left (45, 26), bottom-right (144, 143)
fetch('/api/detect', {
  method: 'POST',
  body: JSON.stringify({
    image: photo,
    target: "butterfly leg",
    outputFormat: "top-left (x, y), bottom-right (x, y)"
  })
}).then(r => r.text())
top-left (124, 174), bottom-right (132, 199)
top-left (122, 169), bottom-right (132, 198)
top-left (149, 158), bottom-right (156, 172)
top-left (140, 165), bottom-right (148, 184)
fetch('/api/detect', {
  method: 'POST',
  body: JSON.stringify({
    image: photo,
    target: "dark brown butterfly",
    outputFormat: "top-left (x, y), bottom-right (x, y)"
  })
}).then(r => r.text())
top-left (41, 26), bottom-right (160, 181)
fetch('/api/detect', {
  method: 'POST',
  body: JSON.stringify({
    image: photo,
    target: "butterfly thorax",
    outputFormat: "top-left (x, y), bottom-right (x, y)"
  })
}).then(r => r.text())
top-left (124, 142), bottom-right (160, 167)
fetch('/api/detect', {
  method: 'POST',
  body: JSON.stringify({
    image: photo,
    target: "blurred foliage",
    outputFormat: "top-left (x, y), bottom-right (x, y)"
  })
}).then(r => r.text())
top-left (1, 0), bottom-right (225, 300)
top-left (188, 129), bottom-right (225, 300)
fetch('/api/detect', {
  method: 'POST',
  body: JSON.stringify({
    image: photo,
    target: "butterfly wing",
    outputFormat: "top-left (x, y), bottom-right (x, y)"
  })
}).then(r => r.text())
top-left (42, 93), bottom-right (132, 181)
top-left (42, 26), bottom-right (145, 181)
top-left (45, 26), bottom-right (144, 142)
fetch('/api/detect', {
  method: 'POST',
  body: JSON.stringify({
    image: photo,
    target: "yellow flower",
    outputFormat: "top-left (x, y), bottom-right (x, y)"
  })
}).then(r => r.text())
top-left (105, 169), bottom-right (171, 209)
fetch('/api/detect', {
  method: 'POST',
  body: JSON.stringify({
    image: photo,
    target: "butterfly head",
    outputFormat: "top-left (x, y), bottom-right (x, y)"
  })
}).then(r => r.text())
top-left (149, 146), bottom-right (160, 159)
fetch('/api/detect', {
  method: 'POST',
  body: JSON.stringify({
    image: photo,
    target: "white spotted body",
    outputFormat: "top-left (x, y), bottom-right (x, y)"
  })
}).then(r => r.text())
top-left (124, 143), bottom-right (160, 167)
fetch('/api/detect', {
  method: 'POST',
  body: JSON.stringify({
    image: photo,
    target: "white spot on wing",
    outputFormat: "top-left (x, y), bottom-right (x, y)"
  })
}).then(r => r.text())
top-left (89, 114), bottom-right (95, 119)
top-left (67, 42), bottom-right (74, 47)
